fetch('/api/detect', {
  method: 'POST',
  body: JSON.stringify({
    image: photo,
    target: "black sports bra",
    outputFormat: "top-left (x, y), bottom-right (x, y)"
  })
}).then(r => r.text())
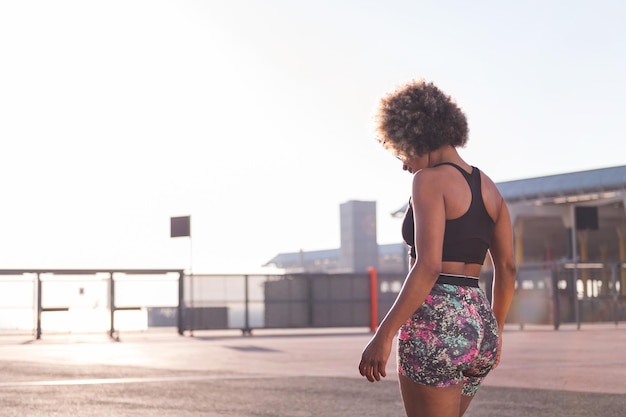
top-left (401, 162), bottom-right (495, 264)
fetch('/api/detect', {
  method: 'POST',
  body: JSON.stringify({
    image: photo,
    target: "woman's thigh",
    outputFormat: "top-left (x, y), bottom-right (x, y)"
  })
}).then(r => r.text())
top-left (399, 374), bottom-right (466, 417)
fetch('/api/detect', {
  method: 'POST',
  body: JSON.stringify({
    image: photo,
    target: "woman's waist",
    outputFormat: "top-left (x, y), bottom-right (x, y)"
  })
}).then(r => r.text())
top-left (436, 273), bottom-right (479, 287)
top-left (440, 260), bottom-right (483, 278)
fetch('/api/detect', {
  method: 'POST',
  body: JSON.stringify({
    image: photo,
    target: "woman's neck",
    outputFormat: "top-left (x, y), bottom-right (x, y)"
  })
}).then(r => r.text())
top-left (427, 146), bottom-right (462, 168)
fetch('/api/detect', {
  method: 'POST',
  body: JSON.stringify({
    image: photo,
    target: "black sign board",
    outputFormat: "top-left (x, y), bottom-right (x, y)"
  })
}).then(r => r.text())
top-left (170, 216), bottom-right (191, 237)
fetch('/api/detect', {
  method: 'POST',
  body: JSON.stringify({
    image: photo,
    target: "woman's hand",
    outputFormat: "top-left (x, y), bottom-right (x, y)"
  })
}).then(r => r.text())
top-left (358, 333), bottom-right (392, 382)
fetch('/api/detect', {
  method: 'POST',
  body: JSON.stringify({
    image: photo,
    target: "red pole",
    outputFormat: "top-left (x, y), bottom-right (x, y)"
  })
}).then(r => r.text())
top-left (367, 267), bottom-right (378, 332)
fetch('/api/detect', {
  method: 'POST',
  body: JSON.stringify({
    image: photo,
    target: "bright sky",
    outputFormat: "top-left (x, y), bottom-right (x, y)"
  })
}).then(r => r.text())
top-left (1, 0), bottom-right (624, 274)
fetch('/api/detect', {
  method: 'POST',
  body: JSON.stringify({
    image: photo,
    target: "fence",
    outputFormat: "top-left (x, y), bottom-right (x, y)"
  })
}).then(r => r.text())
top-left (181, 272), bottom-right (388, 334)
top-left (0, 269), bottom-right (183, 339)
top-left (497, 261), bottom-right (626, 329)
top-left (1, 263), bottom-right (624, 338)
top-left (181, 262), bottom-right (626, 334)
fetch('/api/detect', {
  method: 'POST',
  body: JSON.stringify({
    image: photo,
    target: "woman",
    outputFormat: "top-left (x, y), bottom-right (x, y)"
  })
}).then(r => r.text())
top-left (359, 80), bottom-right (516, 417)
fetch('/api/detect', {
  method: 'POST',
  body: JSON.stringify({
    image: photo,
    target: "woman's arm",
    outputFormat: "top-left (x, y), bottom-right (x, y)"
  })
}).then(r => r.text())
top-left (488, 198), bottom-right (517, 367)
top-left (489, 199), bottom-right (517, 331)
top-left (359, 170), bottom-right (445, 382)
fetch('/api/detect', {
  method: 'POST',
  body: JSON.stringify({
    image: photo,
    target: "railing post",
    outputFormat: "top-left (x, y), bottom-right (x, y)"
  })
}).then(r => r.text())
top-left (573, 263), bottom-right (581, 330)
top-left (612, 263), bottom-right (619, 326)
top-left (177, 270), bottom-right (184, 335)
top-left (551, 265), bottom-right (560, 330)
top-left (368, 267), bottom-right (378, 333)
top-left (109, 272), bottom-right (116, 339)
top-left (307, 274), bottom-right (314, 327)
top-left (243, 275), bottom-right (251, 336)
top-left (36, 273), bottom-right (42, 340)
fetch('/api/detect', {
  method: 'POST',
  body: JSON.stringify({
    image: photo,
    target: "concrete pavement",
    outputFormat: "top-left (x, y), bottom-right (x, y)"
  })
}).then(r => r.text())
top-left (0, 324), bottom-right (624, 416)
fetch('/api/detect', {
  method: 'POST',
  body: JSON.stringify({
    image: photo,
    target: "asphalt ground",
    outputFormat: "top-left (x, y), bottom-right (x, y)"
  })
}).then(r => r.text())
top-left (0, 324), bottom-right (625, 417)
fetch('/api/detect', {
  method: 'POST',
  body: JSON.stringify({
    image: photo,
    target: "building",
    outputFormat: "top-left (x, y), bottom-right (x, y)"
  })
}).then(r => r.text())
top-left (265, 165), bottom-right (626, 276)
top-left (265, 200), bottom-right (408, 274)
top-left (498, 165), bottom-right (626, 265)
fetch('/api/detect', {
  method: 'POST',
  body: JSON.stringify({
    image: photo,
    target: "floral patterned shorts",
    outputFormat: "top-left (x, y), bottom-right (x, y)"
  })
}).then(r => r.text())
top-left (397, 277), bottom-right (499, 396)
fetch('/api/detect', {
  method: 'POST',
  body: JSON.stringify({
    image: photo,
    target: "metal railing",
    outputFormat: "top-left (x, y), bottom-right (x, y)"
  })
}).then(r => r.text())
top-left (180, 273), bottom-right (379, 335)
top-left (483, 261), bottom-right (625, 330)
top-left (179, 263), bottom-right (625, 334)
top-left (0, 269), bottom-right (183, 339)
top-left (1, 262), bottom-right (623, 338)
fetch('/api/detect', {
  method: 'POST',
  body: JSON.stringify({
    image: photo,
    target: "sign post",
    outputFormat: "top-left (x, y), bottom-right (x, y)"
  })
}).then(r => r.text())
top-left (170, 215), bottom-right (192, 273)
top-left (171, 215), bottom-right (192, 334)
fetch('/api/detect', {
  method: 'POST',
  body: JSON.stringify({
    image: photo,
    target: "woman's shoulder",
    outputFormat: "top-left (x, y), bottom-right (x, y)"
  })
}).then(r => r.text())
top-left (412, 166), bottom-right (445, 184)
top-left (475, 168), bottom-right (505, 219)
top-left (415, 162), bottom-right (467, 186)
top-left (411, 167), bottom-right (447, 197)
top-left (476, 168), bottom-right (502, 195)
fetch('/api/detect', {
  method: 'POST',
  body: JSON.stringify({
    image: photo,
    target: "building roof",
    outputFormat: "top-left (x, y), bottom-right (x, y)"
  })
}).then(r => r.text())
top-left (264, 248), bottom-right (339, 267)
top-left (496, 165), bottom-right (626, 204)
top-left (264, 243), bottom-right (405, 267)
